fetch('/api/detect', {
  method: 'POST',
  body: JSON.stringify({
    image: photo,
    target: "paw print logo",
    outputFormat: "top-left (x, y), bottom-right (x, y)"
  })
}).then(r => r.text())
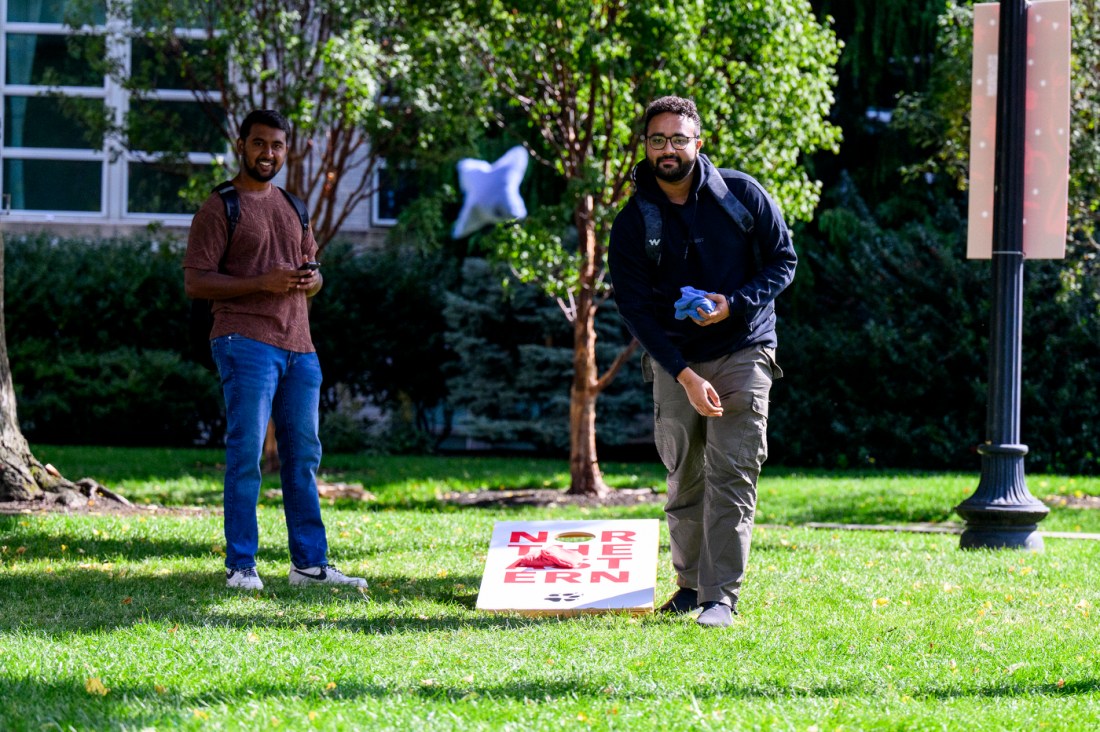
top-left (545, 592), bottom-right (582, 603)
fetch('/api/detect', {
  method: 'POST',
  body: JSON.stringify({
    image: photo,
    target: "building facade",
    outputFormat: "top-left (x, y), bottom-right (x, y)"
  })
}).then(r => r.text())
top-left (0, 0), bottom-right (404, 239)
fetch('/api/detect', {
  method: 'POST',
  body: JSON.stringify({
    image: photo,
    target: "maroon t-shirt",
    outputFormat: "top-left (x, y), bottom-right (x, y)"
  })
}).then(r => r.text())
top-left (184, 186), bottom-right (318, 353)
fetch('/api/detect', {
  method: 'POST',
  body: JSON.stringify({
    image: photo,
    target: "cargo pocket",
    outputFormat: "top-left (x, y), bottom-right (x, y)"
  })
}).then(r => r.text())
top-left (652, 402), bottom-right (675, 472)
top-left (727, 390), bottom-right (769, 468)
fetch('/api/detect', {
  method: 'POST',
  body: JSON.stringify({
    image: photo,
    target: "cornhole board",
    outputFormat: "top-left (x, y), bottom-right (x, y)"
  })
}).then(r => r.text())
top-left (476, 519), bottom-right (660, 615)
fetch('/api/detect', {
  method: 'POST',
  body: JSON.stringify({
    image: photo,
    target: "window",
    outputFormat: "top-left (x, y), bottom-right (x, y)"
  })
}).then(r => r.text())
top-left (3, 158), bottom-right (101, 210)
top-left (5, 32), bottom-right (103, 86)
top-left (373, 159), bottom-right (415, 226)
top-left (0, 0), bottom-right (226, 224)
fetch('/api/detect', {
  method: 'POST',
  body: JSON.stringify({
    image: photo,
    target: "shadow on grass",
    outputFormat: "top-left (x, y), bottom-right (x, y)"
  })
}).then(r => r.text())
top-left (3, 673), bottom-right (1098, 731)
top-left (0, 520), bottom-right (231, 569)
top-left (780, 505), bottom-right (959, 526)
top-left (0, 569), bottom-right (596, 635)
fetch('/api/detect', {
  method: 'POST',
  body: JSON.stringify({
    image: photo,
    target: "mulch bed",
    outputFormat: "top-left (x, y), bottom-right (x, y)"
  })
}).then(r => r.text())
top-left (4, 486), bottom-right (1097, 516)
top-left (1043, 493), bottom-right (1100, 510)
top-left (0, 495), bottom-right (214, 517)
top-left (441, 487), bottom-right (664, 508)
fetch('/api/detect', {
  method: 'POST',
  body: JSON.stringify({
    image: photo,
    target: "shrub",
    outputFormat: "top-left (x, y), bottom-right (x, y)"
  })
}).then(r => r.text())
top-left (6, 233), bottom-right (223, 446)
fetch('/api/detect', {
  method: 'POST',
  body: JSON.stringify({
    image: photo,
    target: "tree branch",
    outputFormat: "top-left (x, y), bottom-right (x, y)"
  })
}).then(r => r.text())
top-left (595, 339), bottom-right (639, 394)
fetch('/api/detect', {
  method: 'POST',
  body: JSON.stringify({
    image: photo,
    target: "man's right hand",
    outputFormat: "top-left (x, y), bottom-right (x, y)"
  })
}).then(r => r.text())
top-left (676, 367), bottom-right (723, 417)
top-left (260, 266), bottom-right (316, 294)
top-left (185, 267), bottom-right (315, 300)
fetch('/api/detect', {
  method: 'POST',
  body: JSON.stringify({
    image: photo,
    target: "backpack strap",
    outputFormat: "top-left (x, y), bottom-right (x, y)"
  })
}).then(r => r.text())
top-left (636, 197), bottom-right (665, 265)
top-left (212, 181), bottom-right (241, 271)
top-left (636, 171), bottom-right (756, 267)
top-left (212, 181), bottom-right (311, 253)
top-left (278, 187), bottom-right (310, 234)
top-left (710, 170), bottom-right (763, 273)
top-left (706, 171), bottom-right (755, 235)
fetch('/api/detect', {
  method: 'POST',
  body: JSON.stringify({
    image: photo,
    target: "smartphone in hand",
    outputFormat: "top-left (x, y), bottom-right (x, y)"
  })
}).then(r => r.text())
top-left (299, 261), bottom-right (321, 271)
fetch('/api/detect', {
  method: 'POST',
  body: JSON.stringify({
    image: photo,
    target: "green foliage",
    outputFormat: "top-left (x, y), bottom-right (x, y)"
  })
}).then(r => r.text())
top-left (774, 175), bottom-right (988, 469)
top-left (891, 1), bottom-right (979, 190)
top-left (309, 242), bottom-right (458, 450)
top-left (774, 167), bottom-right (1100, 474)
top-left (16, 347), bottom-right (221, 446)
top-left (318, 403), bottom-right (371, 455)
top-left (443, 258), bottom-right (649, 451)
top-left (419, 0), bottom-right (842, 486)
top-left (1020, 262), bottom-right (1100, 474)
top-left (816, 0), bottom-right (945, 108)
top-left (4, 234), bottom-right (222, 446)
top-left (3, 233), bottom-right (459, 453)
top-left (443, 258), bottom-right (575, 450)
top-left (456, 0), bottom-right (841, 278)
top-left (63, 0), bottom-right (485, 247)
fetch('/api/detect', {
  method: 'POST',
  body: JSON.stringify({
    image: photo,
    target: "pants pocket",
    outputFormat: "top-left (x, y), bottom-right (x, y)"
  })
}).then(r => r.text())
top-left (725, 390), bottom-right (769, 468)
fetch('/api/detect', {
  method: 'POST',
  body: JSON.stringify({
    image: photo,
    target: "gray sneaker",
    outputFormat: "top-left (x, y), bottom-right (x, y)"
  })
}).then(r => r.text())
top-left (289, 564), bottom-right (367, 588)
top-left (226, 567), bottom-right (264, 590)
top-left (696, 601), bottom-right (735, 628)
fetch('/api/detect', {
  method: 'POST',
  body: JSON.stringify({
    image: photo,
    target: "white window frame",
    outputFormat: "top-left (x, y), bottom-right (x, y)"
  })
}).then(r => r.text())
top-left (0, 2), bottom-right (226, 227)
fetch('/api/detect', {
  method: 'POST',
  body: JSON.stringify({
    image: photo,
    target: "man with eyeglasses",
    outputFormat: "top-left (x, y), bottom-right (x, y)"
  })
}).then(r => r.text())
top-left (608, 96), bottom-right (797, 627)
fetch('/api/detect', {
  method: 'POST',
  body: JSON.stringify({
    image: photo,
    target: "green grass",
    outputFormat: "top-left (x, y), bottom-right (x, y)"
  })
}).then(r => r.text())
top-left (2, 446), bottom-right (1098, 730)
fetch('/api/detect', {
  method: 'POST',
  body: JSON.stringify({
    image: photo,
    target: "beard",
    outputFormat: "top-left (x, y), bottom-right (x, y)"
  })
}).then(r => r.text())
top-left (242, 156), bottom-right (280, 183)
top-left (649, 154), bottom-right (695, 183)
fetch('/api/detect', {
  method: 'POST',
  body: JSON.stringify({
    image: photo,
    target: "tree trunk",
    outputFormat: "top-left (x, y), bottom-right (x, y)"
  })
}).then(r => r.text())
top-left (0, 352), bottom-right (42, 502)
top-left (0, 230), bottom-right (40, 500)
top-left (566, 196), bottom-right (610, 497)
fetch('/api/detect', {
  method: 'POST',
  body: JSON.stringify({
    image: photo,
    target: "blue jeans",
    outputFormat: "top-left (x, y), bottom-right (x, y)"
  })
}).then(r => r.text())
top-left (211, 335), bottom-right (329, 570)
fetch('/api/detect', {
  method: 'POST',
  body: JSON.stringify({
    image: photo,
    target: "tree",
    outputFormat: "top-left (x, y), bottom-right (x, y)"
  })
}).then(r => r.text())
top-left (444, 0), bottom-right (840, 495)
top-left (442, 257), bottom-right (650, 454)
top-left (71, 0), bottom-right (477, 250)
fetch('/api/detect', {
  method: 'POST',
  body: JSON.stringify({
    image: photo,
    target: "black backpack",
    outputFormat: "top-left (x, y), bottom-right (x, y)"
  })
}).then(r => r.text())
top-left (188, 181), bottom-right (310, 370)
top-left (633, 165), bottom-right (762, 271)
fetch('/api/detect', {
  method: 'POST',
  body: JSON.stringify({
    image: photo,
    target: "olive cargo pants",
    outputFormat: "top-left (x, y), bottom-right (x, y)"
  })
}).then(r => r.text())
top-left (649, 344), bottom-right (779, 610)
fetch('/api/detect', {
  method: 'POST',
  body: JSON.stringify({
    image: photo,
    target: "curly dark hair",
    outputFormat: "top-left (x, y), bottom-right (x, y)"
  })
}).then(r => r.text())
top-left (643, 96), bottom-right (701, 136)
top-left (238, 109), bottom-right (291, 140)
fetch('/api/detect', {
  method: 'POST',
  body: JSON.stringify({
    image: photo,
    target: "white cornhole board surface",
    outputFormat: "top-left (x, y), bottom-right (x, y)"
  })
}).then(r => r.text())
top-left (476, 519), bottom-right (660, 615)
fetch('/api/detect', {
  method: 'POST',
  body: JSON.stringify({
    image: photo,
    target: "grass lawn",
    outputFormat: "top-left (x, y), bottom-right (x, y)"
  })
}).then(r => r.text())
top-left (1, 446), bottom-right (1098, 730)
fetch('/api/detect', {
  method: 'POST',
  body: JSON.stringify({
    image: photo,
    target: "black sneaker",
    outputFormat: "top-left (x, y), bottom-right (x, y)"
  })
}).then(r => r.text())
top-left (658, 587), bottom-right (699, 614)
top-left (696, 601), bottom-right (734, 628)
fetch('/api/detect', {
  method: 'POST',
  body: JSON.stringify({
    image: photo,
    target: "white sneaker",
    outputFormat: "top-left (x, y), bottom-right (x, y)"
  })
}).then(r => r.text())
top-left (289, 564), bottom-right (367, 588)
top-left (226, 567), bottom-right (264, 590)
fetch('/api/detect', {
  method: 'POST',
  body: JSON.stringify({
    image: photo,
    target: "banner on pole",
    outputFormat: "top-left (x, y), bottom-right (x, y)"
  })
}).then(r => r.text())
top-left (476, 519), bottom-right (659, 615)
top-left (967, 0), bottom-right (1070, 259)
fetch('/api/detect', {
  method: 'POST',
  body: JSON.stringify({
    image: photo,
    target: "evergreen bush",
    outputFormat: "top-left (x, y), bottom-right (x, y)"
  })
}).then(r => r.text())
top-left (5, 233), bottom-right (222, 446)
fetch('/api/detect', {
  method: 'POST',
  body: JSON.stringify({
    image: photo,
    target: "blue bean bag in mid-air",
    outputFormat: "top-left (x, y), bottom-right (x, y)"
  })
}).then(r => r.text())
top-left (452, 146), bottom-right (529, 239)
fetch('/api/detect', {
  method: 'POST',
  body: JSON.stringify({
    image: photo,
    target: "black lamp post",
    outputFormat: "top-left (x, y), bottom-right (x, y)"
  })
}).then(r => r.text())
top-left (955, 0), bottom-right (1050, 549)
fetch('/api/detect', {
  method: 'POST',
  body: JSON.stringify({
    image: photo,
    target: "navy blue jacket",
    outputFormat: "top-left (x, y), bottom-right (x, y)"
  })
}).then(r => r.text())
top-left (608, 154), bottom-right (797, 378)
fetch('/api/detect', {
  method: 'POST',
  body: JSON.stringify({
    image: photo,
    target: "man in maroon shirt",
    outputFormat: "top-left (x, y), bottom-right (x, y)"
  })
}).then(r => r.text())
top-left (184, 109), bottom-right (365, 591)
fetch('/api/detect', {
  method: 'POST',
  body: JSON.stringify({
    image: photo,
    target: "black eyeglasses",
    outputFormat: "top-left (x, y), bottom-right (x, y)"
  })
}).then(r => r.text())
top-left (644, 134), bottom-right (698, 150)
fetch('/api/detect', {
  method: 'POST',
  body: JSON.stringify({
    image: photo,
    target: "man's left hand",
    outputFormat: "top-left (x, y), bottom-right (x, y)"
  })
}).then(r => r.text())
top-left (694, 293), bottom-right (729, 326)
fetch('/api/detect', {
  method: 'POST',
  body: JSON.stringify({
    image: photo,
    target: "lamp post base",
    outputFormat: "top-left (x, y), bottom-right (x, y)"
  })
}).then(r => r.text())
top-left (955, 443), bottom-right (1050, 551)
top-left (958, 524), bottom-right (1044, 551)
